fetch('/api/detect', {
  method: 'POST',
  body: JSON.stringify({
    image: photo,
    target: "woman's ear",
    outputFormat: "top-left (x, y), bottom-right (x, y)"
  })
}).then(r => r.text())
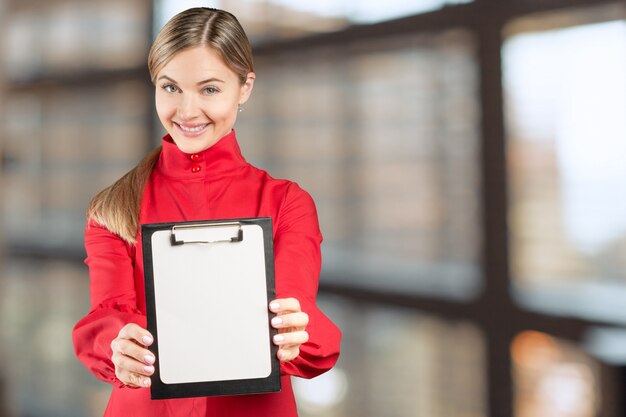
top-left (239, 72), bottom-right (256, 105)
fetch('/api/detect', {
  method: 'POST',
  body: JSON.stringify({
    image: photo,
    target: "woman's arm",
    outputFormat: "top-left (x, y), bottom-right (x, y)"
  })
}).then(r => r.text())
top-left (273, 183), bottom-right (342, 379)
top-left (72, 221), bottom-right (149, 387)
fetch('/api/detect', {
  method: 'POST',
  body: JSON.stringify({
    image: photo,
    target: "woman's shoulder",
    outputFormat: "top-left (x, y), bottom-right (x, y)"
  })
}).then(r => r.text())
top-left (248, 164), bottom-right (312, 199)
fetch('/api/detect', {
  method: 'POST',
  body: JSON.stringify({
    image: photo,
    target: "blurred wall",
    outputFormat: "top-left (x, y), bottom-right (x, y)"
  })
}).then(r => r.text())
top-left (0, 1), bottom-right (486, 416)
top-left (1, 1), bottom-right (626, 417)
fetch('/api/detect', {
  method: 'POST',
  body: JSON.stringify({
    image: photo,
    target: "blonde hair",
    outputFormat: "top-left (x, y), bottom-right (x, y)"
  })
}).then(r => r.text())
top-left (148, 7), bottom-right (254, 84)
top-left (87, 8), bottom-right (254, 244)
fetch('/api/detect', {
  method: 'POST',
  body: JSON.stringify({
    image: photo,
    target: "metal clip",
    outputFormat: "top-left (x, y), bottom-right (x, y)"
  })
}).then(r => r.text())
top-left (170, 222), bottom-right (243, 246)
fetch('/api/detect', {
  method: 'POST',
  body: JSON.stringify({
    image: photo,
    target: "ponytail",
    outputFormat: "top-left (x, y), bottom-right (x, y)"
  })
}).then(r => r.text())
top-left (87, 147), bottom-right (162, 244)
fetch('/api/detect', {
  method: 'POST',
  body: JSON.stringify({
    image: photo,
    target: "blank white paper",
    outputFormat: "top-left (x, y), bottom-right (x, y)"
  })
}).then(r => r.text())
top-left (150, 224), bottom-right (272, 384)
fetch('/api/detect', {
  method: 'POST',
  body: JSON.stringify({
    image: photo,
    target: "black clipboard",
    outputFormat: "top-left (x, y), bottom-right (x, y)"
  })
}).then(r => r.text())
top-left (142, 217), bottom-right (281, 399)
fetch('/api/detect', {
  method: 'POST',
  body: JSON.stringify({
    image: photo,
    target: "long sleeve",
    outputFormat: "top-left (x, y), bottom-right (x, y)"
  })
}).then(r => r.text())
top-left (274, 183), bottom-right (341, 379)
top-left (72, 221), bottom-right (146, 387)
top-left (73, 132), bottom-right (340, 416)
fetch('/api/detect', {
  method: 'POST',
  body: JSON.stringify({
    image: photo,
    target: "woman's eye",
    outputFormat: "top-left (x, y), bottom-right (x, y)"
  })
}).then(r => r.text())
top-left (203, 86), bottom-right (219, 95)
top-left (162, 84), bottom-right (179, 93)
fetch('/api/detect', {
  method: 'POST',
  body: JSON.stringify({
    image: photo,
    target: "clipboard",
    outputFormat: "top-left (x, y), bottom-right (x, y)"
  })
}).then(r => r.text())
top-left (141, 217), bottom-right (281, 399)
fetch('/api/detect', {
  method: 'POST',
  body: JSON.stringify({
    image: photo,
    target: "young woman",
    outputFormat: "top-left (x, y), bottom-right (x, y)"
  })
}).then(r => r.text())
top-left (72, 7), bottom-right (341, 417)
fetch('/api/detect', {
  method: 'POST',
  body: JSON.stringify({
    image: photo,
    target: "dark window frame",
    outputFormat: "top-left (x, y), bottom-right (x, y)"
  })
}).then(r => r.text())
top-left (251, 0), bottom-right (625, 415)
top-left (4, 1), bottom-right (622, 415)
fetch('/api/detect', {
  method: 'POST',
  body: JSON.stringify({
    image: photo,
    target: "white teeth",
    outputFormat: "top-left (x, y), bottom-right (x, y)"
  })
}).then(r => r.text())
top-left (178, 123), bottom-right (207, 132)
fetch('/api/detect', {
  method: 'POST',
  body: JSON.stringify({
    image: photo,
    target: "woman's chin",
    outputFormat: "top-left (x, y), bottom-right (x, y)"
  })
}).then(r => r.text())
top-left (171, 134), bottom-right (221, 154)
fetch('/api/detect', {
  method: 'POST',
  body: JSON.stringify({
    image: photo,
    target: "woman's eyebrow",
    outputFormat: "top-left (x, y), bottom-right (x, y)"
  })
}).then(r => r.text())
top-left (196, 77), bottom-right (225, 85)
top-left (157, 75), bottom-right (225, 85)
top-left (157, 75), bottom-right (177, 83)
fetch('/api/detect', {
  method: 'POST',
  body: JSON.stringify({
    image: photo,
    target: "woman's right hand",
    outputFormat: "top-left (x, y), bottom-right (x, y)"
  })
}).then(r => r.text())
top-left (110, 323), bottom-right (155, 388)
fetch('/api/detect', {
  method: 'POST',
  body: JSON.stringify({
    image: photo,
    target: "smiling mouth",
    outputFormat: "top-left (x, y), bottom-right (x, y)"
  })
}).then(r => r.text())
top-left (174, 122), bottom-right (210, 136)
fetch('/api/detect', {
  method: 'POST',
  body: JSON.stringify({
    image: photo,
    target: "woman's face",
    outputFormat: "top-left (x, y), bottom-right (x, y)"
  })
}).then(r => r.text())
top-left (155, 46), bottom-right (255, 154)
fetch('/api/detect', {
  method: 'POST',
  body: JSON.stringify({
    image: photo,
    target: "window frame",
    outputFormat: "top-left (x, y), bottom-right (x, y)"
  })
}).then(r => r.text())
top-left (250, 0), bottom-right (625, 415)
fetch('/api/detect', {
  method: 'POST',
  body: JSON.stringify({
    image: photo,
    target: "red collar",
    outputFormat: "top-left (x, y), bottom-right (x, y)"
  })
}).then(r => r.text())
top-left (156, 130), bottom-right (247, 180)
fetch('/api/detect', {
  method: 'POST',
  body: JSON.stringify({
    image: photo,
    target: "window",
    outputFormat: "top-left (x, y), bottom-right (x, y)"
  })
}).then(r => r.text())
top-left (503, 6), bottom-right (626, 323)
top-left (237, 30), bottom-right (482, 299)
top-left (512, 331), bottom-right (600, 417)
top-left (2, 1), bottom-right (626, 416)
top-left (294, 296), bottom-right (486, 417)
top-left (154, 0), bottom-right (474, 41)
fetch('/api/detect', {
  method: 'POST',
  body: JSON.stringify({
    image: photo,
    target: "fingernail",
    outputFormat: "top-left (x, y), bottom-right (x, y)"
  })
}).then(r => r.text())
top-left (142, 336), bottom-right (153, 345)
top-left (144, 355), bottom-right (155, 365)
top-left (143, 378), bottom-right (150, 387)
top-left (269, 302), bottom-right (280, 311)
top-left (274, 334), bottom-right (284, 343)
top-left (144, 365), bottom-right (155, 374)
top-left (271, 317), bottom-right (283, 326)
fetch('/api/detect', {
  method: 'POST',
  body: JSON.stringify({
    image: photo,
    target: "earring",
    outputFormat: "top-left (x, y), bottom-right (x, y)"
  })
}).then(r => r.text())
top-left (238, 104), bottom-right (244, 113)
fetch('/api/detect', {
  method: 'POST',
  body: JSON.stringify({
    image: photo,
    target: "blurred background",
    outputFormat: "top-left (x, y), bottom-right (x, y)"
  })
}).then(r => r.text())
top-left (0, 0), bottom-right (625, 416)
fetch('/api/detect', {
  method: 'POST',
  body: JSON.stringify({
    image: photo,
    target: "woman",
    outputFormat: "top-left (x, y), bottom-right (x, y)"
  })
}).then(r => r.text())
top-left (72, 7), bottom-right (341, 417)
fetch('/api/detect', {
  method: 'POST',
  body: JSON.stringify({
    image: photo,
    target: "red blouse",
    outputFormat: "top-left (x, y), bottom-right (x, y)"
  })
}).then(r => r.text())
top-left (72, 130), bottom-right (341, 417)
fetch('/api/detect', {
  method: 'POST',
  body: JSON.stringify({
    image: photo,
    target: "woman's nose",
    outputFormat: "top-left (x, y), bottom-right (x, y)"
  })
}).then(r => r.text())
top-left (177, 94), bottom-right (200, 120)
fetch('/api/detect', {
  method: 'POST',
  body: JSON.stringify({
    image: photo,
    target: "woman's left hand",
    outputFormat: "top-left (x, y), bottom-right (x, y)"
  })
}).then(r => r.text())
top-left (269, 298), bottom-right (309, 362)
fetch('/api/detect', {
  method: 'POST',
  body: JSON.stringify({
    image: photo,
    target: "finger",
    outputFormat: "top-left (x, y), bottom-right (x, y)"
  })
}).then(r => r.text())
top-left (269, 298), bottom-right (301, 314)
top-left (271, 312), bottom-right (309, 330)
top-left (273, 330), bottom-right (309, 347)
top-left (111, 338), bottom-right (155, 366)
top-left (118, 323), bottom-right (154, 347)
top-left (117, 368), bottom-right (151, 388)
top-left (111, 351), bottom-right (155, 377)
top-left (277, 346), bottom-right (300, 362)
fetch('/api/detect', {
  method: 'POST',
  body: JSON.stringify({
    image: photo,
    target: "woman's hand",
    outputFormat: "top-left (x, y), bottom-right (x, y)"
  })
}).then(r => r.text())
top-left (110, 323), bottom-right (155, 388)
top-left (269, 298), bottom-right (309, 362)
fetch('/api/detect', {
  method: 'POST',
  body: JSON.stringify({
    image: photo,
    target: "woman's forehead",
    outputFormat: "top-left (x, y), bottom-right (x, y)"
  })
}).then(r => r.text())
top-left (158, 46), bottom-right (236, 81)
